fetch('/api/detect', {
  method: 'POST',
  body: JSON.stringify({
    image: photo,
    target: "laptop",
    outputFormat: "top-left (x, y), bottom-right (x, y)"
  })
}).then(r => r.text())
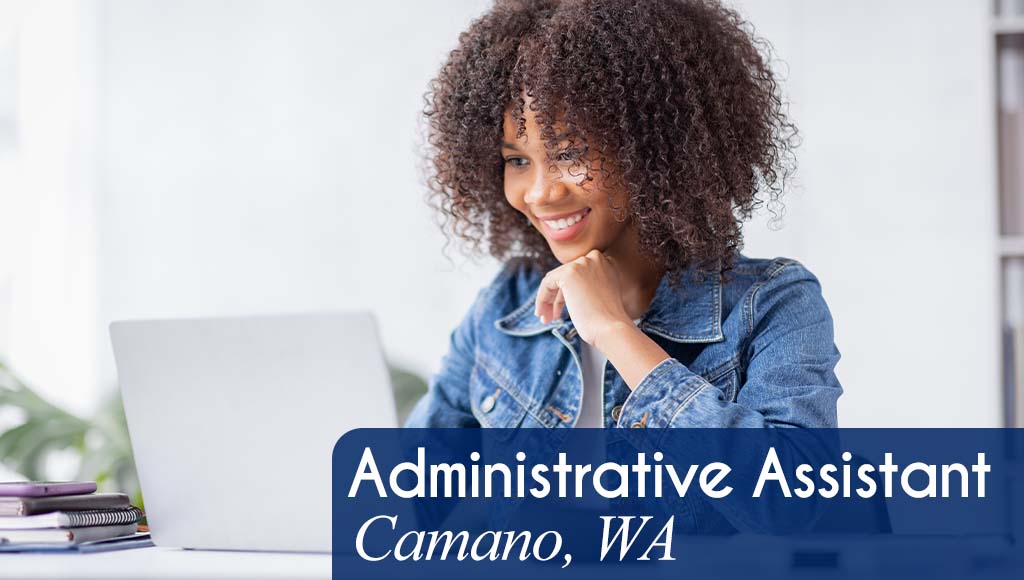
top-left (109, 312), bottom-right (398, 553)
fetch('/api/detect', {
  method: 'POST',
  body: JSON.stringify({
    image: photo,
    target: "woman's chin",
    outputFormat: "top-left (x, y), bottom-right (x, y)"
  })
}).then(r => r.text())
top-left (549, 243), bottom-right (596, 264)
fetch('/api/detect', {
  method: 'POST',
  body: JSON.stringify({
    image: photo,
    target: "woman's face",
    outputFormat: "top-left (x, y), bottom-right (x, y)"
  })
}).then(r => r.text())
top-left (501, 104), bottom-right (632, 264)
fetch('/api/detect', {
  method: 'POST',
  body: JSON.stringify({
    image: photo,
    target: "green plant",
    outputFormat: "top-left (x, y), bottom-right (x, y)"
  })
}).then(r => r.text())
top-left (0, 360), bottom-right (142, 507)
top-left (390, 365), bottom-right (429, 425)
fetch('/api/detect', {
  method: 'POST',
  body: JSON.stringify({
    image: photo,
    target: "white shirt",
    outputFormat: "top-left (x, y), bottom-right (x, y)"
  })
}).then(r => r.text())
top-left (575, 319), bottom-right (641, 428)
top-left (576, 341), bottom-right (608, 428)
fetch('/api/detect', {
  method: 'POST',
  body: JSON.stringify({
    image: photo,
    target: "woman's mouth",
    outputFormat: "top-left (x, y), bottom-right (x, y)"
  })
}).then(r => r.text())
top-left (537, 208), bottom-right (592, 242)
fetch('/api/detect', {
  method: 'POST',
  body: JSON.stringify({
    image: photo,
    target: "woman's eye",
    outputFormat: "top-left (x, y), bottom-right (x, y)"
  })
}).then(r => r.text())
top-left (504, 157), bottom-right (528, 168)
top-left (557, 150), bottom-right (580, 162)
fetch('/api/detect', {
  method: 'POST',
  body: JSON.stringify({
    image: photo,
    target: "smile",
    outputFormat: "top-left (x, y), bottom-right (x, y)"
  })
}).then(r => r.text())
top-left (536, 208), bottom-right (592, 241)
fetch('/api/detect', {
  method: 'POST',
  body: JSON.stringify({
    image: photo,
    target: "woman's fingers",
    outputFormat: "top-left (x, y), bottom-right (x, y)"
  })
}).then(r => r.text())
top-left (535, 270), bottom-right (563, 323)
top-left (550, 289), bottom-right (566, 322)
top-left (535, 253), bottom-right (606, 323)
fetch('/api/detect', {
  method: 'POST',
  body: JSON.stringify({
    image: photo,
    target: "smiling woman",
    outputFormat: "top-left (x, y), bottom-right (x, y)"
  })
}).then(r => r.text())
top-left (407, 0), bottom-right (842, 433)
top-left (500, 102), bottom-right (633, 265)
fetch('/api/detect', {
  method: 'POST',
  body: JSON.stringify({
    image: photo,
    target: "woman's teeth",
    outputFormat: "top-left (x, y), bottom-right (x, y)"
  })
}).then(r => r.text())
top-left (543, 209), bottom-right (588, 231)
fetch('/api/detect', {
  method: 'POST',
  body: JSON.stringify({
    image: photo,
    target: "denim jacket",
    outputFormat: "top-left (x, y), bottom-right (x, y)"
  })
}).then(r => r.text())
top-left (405, 254), bottom-right (842, 430)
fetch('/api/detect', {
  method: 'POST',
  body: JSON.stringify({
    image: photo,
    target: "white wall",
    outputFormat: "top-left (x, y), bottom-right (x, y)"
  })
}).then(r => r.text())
top-left (0, 0), bottom-right (99, 415)
top-left (97, 0), bottom-right (498, 390)
top-left (733, 0), bottom-right (999, 426)
top-left (94, 0), bottom-right (998, 426)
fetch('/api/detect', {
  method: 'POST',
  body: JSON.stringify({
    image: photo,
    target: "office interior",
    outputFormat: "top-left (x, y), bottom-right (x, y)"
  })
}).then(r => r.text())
top-left (0, 0), bottom-right (1021, 489)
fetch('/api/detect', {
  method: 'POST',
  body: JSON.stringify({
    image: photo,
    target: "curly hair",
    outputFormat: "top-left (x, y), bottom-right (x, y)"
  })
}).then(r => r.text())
top-left (422, 0), bottom-right (797, 280)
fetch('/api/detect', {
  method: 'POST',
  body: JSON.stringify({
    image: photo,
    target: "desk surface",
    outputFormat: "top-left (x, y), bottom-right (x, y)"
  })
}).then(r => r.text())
top-left (0, 546), bottom-right (330, 579)
top-left (1, 535), bottom-right (1020, 579)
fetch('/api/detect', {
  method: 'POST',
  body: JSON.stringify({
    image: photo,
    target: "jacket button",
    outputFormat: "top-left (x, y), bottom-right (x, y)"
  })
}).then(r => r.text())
top-left (481, 394), bottom-right (496, 413)
top-left (630, 411), bottom-right (650, 428)
top-left (610, 405), bottom-right (623, 423)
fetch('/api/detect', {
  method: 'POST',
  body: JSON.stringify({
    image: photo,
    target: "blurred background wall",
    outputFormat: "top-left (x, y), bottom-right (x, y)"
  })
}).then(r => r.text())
top-left (0, 0), bottom-right (1002, 427)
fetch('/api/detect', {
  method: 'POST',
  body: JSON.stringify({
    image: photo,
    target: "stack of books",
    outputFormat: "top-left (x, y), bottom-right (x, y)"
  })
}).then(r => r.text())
top-left (0, 482), bottom-right (144, 548)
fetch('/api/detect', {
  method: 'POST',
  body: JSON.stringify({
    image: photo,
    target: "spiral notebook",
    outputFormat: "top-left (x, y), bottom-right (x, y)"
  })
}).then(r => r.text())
top-left (0, 506), bottom-right (143, 530)
top-left (0, 493), bottom-right (131, 517)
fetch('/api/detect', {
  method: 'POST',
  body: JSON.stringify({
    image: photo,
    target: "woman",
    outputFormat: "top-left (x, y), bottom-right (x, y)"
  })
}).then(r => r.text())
top-left (406, 0), bottom-right (842, 430)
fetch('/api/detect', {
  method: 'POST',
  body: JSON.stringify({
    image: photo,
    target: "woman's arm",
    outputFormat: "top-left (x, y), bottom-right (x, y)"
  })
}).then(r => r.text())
top-left (537, 252), bottom-right (842, 429)
top-left (591, 321), bottom-right (672, 388)
top-left (614, 262), bottom-right (841, 428)
top-left (586, 259), bottom-right (841, 533)
top-left (404, 292), bottom-right (484, 428)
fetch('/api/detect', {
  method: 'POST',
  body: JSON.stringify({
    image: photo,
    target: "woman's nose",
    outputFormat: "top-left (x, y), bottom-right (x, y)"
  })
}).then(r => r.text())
top-left (524, 171), bottom-right (571, 205)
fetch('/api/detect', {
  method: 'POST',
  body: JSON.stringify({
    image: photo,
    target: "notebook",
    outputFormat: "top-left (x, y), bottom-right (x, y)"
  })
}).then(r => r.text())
top-left (0, 506), bottom-right (143, 530)
top-left (0, 523), bottom-right (138, 545)
top-left (0, 532), bottom-right (152, 553)
top-left (0, 493), bottom-right (131, 517)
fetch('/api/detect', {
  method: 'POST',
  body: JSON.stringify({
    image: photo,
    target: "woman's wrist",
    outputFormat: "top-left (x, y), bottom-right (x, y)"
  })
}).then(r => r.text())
top-left (593, 320), bottom-right (672, 390)
top-left (591, 319), bottom-right (638, 353)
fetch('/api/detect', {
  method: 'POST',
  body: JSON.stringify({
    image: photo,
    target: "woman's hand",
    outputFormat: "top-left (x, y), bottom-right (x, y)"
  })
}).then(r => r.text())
top-left (535, 249), bottom-right (673, 390)
top-left (534, 249), bottom-right (633, 349)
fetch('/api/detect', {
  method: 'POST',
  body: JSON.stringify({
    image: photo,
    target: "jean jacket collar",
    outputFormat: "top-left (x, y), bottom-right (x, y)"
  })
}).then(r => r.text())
top-left (493, 265), bottom-right (724, 344)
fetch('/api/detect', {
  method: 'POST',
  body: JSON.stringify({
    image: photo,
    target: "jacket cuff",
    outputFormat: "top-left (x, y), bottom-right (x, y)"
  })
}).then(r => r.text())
top-left (615, 358), bottom-right (710, 429)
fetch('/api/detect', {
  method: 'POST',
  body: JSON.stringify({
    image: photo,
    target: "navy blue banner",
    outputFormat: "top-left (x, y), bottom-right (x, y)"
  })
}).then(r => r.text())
top-left (333, 429), bottom-right (1024, 579)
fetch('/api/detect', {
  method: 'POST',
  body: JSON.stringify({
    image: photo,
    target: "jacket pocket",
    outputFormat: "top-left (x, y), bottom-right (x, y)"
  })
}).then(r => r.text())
top-left (470, 351), bottom-right (529, 431)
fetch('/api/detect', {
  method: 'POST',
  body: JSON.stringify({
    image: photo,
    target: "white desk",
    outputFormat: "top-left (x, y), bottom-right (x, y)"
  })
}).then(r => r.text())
top-left (0, 546), bottom-right (330, 579)
top-left (0, 536), bottom-right (1020, 579)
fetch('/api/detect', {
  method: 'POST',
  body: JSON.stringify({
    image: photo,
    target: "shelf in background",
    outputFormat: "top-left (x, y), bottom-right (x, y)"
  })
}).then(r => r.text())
top-left (1001, 236), bottom-right (1024, 257)
top-left (994, 18), bottom-right (1024, 34)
